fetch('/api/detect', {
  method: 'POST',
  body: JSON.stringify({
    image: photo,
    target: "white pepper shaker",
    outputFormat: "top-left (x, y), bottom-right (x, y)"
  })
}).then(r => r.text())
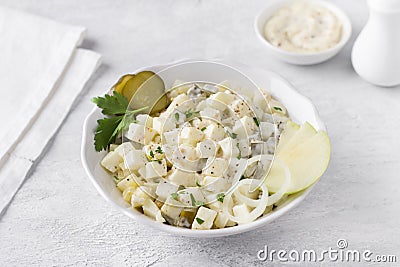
top-left (351, 0), bottom-right (400, 87)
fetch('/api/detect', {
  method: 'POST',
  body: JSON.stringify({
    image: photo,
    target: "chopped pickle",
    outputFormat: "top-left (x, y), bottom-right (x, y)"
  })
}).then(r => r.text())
top-left (176, 209), bottom-right (196, 228)
top-left (122, 71), bottom-right (169, 115)
top-left (112, 74), bottom-right (135, 94)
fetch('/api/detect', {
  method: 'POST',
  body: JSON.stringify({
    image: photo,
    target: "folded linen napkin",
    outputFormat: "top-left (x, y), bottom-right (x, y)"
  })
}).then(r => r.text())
top-left (0, 6), bottom-right (101, 214)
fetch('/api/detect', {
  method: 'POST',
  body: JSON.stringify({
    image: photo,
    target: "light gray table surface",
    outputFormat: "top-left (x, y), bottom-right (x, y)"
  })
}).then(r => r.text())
top-left (1, 0), bottom-right (399, 266)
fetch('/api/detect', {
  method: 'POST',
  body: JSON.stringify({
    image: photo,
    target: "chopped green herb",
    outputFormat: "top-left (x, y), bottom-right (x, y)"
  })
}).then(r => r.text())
top-left (149, 150), bottom-right (155, 158)
top-left (175, 112), bottom-right (180, 121)
top-left (155, 146), bottom-right (163, 154)
top-left (236, 143), bottom-right (242, 159)
top-left (190, 193), bottom-right (196, 206)
top-left (196, 181), bottom-right (201, 187)
top-left (216, 193), bottom-right (225, 203)
top-left (113, 176), bottom-right (120, 181)
top-left (196, 201), bottom-right (205, 206)
top-left (184, 109), bottom-right (200, 119)
top-left (201, 127), bottom-right (207, 131)
top-left (240, 175), bottom-right (245, 181)
top-left (171, 192), bottom-right (179, 200)
top-left (230, 132), bottom-right (238, 139)
top-left (195, 217), bottom-right (205, 225)
top-left (253, 117), bottom-right (260, 127)
top-left (273, 106), bottom-right (283, 111)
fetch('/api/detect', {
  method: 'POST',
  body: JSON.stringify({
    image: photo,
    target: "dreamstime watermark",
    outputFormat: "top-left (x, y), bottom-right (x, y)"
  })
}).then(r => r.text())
top-left (257, 239), bottom-right (397, 263)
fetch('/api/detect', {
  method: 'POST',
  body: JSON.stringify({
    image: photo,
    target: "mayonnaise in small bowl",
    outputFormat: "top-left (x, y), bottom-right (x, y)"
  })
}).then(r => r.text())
top-left (254, 0), bottom-right (352, 65)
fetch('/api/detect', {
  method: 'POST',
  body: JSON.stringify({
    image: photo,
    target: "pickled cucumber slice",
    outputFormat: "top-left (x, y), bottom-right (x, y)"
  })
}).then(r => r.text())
top-left (112, 74), bottom-right (135, 94)
top-left (122, 71), bottom-right (169, 114)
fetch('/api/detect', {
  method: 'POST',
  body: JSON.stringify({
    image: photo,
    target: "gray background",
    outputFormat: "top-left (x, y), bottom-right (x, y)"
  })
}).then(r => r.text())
top-left (0, 0), bottom-right (399, 266)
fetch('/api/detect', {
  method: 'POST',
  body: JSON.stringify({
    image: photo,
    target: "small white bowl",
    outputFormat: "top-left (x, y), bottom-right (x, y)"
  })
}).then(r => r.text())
top-left (81, 59), bottom-right (328, 237)
top-left (254, 0), bottom-right (352, 65)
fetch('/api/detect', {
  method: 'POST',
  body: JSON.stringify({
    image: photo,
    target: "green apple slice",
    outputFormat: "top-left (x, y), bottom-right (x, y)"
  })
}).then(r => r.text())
top-left (276, 120), bottom-right (300, 154)
top-left (265, 122), bottom-right (330, 193)
top-left (277, 121), bottom-right (317, 156)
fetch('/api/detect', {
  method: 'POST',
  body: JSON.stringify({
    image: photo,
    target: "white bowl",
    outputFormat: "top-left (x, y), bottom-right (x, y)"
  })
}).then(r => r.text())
top-left (254, 0), bottom-right (352, 65)
top-left (81, 59), bottom-right (327, 237)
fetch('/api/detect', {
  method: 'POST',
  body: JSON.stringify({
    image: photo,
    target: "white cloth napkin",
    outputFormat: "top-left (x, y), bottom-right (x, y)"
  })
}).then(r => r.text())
top-left (0, 6), bottom-right (101, 214)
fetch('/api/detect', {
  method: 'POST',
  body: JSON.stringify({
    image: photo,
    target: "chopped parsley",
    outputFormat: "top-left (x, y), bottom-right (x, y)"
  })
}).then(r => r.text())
top-left (184, 109), bottom-right (200, 119)
top-left (239, 175), bottom-right (245, 181)
top-left (216, 193), bottom-right (225, 203)
top-left (196, 181), bottom-right (201, 187)
top-left (175, 112), bottom-right (180, 121)
top-left (155, 146), bottom-right (163, 154)
top-left (195, 217), bottom-right (205, 225)
top-left (201, 127), bottom-right (207, 131)
top-left (253, 117), bottom-right (260, 127)
top-left (230, 132), bottom-right (238, 139)
top-left (236, 143), bottom-right (242, 159)
top-left (113, 176), bottom-right (120, 181)
top-left (273, 106), bottom-right (283, 111)
top-left (171, 192), bottom-right (179, 200)
top-left (149, 150), bottom-right (155, 158)
top-left (190, 193), bottom-right (204, 207)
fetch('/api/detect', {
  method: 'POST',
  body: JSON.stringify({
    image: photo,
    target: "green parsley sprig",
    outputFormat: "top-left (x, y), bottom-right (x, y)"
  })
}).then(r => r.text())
top-left (92, 92), bottom-right (148, 152)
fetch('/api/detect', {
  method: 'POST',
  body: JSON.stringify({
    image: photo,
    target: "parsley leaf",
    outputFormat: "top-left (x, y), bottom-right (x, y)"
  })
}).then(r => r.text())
top-left (230, 132), bottom-right (238, 139)
top-left (92, 92), bottom-right (128, 115)
top-left (201, 127), bottom-right (207, 131)
top-left (149, 150), bottom-right (154, 158)
top-left (94, 116), bottom-right (123, 152)
top-left (253, 117), bottom-right (260, 127)
top-left (273, 106), bottom-right (282, 111)
top-left (92, 92), bottom-right (148, 152)
top-left (190, 193), bottom-right (196, 206)
top-left (196, 217), bottom-right (204, 225)
top-left (216, 193), bottom-right (225, 203)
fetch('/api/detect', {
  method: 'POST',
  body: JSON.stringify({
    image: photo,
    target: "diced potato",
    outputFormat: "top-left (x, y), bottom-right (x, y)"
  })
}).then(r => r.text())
top-left (155, 180), bottom-right (179, 201)
top-left (260, 122), bottom-right (275, 141)
top-left (192, 207), bottom-right (217, 230)
top-left (203, 158), bottom-right (228, 177)
top-left (191, 117), bottom-right (209, 131)
top-left (237, 139), bottom-right (251, 158)
top-left (231, 99), bottom-right (252, 118)
top-left (168, 168), bottom-right (196, 187)
top-left (161, 197), bottom-right (184, 224)
top-left (178, 187), bottom-right (206, 207)
top-left (114, 142), bottom-right (135, 158)
top-left (124, 149), bottom-right (147, 171)
top-left (207, 92), bottom-right (235, 111)
top-left (131, 186), bottom-right (151, 208)
top-left (204, 124), bottom-right (225, 142)
top-left (145, 159), bottom-right (167, 179)
top-left (196, 139), bottom-right (218, 158)
top-left (218, 137), bottom-right (239, 159)
top-left (101, 151), bottom-right (122, 173)
top-left (239, 115), bottom-right (257, 133)
top-left (200, 107), bottom-right (221, 121)
top-left (179, 127), bottom-right (205, 146)
top-left (122, 186), bottom-right (136, 202)
top-left (166, 94), bottom-right (194, 114)
top-left (201, 176), bottom-right (229, 193)
top-left (143, 198), bottom-right (165, 223)
top-left (116, 175), bottom-right (140, 191)
top-left (178, 144), bottom-right (198, 161)
top-left (232, 204), bottom-right (251, 224)
top-left (152, 116), bottom-right (175, 133)
top-left (163, 129), bottom-right (179, 146)
top-left (125, 123), bottom-right (157, 145)
top-left (136, 114), bottom-right (153, 127)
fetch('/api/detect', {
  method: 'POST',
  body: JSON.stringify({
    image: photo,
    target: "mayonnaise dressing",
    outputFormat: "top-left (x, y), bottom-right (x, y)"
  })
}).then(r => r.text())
top-left (264, 1), bottom-right (342, 53)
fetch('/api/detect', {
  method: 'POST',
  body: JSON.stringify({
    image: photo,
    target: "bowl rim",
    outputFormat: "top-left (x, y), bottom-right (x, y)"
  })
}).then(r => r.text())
top-left (254, 0), bottom-right (352, 57)
top-left (81, 58), bottom-right (327, 238)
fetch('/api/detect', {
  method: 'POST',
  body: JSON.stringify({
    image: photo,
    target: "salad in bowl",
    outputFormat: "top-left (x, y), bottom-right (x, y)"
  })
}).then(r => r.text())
top-left (82, 60), bottom-right (330, 236)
